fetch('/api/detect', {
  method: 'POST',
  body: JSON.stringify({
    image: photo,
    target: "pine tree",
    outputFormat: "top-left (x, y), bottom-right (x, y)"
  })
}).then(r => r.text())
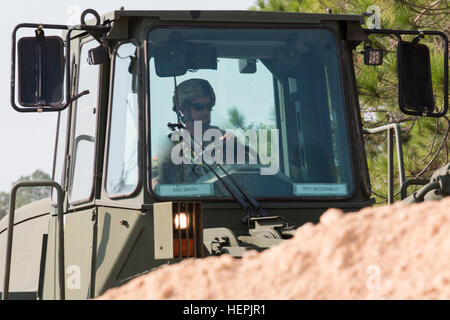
top-left (0, 169), bottom-right (51, 220)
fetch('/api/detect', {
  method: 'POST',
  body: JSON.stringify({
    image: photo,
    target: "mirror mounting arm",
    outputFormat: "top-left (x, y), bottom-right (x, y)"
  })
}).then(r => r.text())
top-left (412, 32), bottom-right (425, 45)
top-left (62, 25), bottom-right (110, 108)
top-left (34, 26), bottom-right (45, 41)
top-left (68, 89), bottom-right (90, 104)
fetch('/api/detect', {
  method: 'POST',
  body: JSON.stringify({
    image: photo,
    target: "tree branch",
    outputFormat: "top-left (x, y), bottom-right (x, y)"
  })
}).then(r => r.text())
top-left (415, 116), bottom-right (450, 177)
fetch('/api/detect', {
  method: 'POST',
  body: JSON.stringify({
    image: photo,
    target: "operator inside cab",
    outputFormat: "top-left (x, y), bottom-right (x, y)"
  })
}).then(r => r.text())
top-left (151, 78), bottom-right (232, 189)
top-left (174, 78), bottom-right (218, 137)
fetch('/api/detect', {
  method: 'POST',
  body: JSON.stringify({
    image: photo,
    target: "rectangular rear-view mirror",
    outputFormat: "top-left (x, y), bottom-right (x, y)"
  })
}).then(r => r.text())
top-left (154, 46), bottom-right (187, 78)
top-left (153, 42), bottom-right (217, 78)
top-left (17, 35), bottom-right (64, 107)
top-left (397, 40), bottom-right (435, 114)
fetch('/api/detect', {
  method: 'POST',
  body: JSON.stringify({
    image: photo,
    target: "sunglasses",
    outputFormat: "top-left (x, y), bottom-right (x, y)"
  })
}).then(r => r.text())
top-left (186, 102), bottom-right (213, 111)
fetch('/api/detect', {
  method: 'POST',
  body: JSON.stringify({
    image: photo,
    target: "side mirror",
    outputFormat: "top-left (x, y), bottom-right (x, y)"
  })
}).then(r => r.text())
top-left (397, 40), bottom-right (435, 114)
top-left (12, 21), bottom-right (110, 113)
top-left (17, 32), bottom-right (64, 107)
top-left (364, 28), bottom-right (448, 117)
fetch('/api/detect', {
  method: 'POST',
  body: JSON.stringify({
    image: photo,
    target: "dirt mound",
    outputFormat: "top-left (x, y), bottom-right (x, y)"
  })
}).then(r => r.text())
top-left (98, 197), bottom-right (450, 300)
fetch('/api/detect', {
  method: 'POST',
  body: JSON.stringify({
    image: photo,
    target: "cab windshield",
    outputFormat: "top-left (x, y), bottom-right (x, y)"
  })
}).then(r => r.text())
top-left (147, 27), bottom-right (353, 199)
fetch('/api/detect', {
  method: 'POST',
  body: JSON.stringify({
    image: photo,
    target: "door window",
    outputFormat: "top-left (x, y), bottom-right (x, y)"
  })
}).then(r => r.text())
top-left (69, 39), bottom-right (100, 204)
top-left (105, 42), bottom-right (139, 196)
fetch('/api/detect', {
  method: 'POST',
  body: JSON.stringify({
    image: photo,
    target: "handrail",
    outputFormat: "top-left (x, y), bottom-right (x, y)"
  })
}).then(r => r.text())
top-left (363, 123), bottom-right (405, 204)
top-left (2, 181), bottom-right (65, 300)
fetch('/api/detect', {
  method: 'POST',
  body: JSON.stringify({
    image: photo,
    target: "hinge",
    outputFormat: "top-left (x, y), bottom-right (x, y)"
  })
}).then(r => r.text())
top-left (91, 209), bottom-right (97, 222)
top-left (64, 154), bottom-right (71, 192)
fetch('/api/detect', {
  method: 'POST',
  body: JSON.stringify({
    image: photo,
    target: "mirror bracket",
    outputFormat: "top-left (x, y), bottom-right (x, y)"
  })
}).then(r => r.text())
top-left (412, 32), bottom-right (425, 45)
top-left (34, 26), bottom-right (45, 41)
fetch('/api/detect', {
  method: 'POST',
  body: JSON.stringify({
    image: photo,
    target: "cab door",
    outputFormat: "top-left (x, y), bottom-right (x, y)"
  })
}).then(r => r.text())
top-left (66, 36), bottom-right (102, 299)
top-left (43, 36), bottom-right (103, 299)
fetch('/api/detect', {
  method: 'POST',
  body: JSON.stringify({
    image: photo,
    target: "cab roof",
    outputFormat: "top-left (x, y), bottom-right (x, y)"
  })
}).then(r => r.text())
top-left (102, 9), bottom-right (364, 25)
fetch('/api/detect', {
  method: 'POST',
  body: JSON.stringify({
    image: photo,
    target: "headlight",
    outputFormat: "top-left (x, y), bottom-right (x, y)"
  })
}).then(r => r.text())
top-left (174, 212), bottom-right (188, 230)
top-left (153, 202), bottom-right (203, 259)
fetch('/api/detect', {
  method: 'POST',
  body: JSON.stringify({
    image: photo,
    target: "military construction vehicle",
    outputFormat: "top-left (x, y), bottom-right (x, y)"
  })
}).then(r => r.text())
top-left (0, 8), bottom-right (448, 300)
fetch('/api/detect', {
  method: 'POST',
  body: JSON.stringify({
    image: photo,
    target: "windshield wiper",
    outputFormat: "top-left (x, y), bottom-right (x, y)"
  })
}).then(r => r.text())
top-left (170, 77), bottom-right (267, 223)
top-left (167, 123), bottom-right (267, 222)
top-left (193, 138), bottom-right (268, 220)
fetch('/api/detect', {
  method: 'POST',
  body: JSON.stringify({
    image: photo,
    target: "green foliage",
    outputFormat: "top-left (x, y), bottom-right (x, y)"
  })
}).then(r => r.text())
top-left (226, 106), bottom-right (276, 157)
top-left (227, 106), bottom-right (247, 129)
top-left (252, 0), bottom-right (449, 204)
top-left (0, 169), bottom-right (51, 220)
top-left (0, 192), bottom-right (9, 220)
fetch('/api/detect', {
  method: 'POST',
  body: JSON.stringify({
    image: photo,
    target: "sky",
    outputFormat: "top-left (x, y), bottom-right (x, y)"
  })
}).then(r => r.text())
top-left (0, 0), bottom-right (257, 192)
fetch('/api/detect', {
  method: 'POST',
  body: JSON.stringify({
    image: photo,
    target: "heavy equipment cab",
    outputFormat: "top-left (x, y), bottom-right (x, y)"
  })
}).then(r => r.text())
top-left (1, 9), bottom-right (448, 299)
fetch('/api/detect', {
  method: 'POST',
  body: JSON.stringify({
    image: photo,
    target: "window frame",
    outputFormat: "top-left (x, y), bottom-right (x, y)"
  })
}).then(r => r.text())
top-left (51, 98), bottom-right (70, 206)
top-left (68, 36), bottom-right (101, 206)
top-left (103, 39), bottom-right (142, 200)
top-left (51, 53), bottom-right (78, 207)
top-left (145, 24), bottom-right (357, 202)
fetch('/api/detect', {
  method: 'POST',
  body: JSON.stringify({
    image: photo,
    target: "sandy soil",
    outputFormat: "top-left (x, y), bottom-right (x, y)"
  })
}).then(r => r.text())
top-left (98, 197), bottom-right (450, 300)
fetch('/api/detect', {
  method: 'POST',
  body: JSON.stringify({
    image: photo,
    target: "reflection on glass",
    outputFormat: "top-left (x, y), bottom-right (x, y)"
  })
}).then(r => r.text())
top-left (69, 40), bottom-right (99, 203)
top-left (106, 42), bottom-right (139, 195)
top-left (148, 28), bottom-right (353, 198)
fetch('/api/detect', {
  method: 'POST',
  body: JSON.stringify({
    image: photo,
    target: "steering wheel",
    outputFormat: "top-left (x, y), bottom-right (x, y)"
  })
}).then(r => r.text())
top-left (194, 162), bottom-right (293, 198)
top-left (191, 134), bottom-right (260, 173)
top-left (194, 163), bottom-right (261, 187)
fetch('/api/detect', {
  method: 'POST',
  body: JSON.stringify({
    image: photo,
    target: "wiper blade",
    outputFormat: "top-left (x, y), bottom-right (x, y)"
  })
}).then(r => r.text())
top-left (168, 125), bottom-right (267, 221)
top-left (189, 136), bottom-right (268, 221)
top-left (215, 162), bottom-right (268, 219)
top-left (170, 76), bottom-right (267, 222)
